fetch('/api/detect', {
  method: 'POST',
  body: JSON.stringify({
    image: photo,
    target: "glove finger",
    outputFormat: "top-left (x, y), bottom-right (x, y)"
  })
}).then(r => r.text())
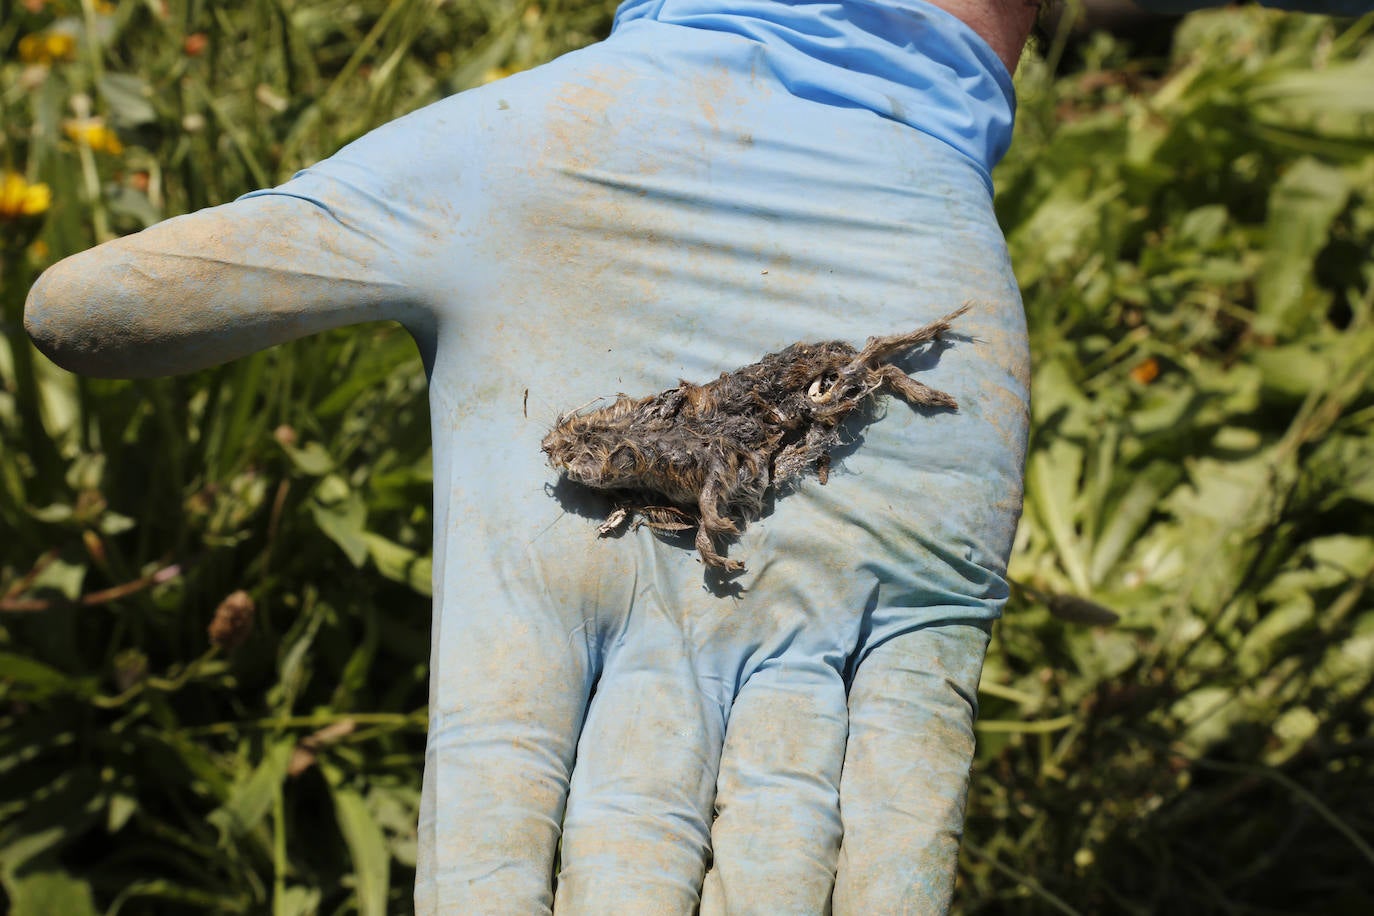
top-left (553, 611), bottom-right (730, 914)
top-left (832, 623), bottom-right (990, 915)
top-left (24, 193), bottom-right (420, 378)
top-left (699, 659), bottom-right (847, 916)
top-left (417, 586), bottom-right (598, 915)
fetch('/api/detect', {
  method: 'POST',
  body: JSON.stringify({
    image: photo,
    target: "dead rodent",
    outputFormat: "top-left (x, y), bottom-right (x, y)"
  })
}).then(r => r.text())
top-left (542, 304), bottom-right (971, 572)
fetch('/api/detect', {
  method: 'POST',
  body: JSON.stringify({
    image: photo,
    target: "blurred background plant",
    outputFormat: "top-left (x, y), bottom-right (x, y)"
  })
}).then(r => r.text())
top-left (0, 1), bottom-right (1370, 914)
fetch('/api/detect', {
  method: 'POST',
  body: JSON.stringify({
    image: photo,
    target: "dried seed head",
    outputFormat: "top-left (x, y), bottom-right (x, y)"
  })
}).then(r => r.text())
top-left (208, 589), bottom-right (255, 650)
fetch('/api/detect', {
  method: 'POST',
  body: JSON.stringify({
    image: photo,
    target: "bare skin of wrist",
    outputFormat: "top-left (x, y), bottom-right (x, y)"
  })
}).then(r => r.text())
top-left (924, 0), bottom-right (1039, 75)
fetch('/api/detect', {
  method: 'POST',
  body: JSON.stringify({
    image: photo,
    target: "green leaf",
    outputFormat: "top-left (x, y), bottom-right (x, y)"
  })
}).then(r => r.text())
top-left (105, 184), bottom-right (163, 230)
top-left (0, 725), bottom-right (74, 780)
top-left (1008, 179), bottom-right (1126, 288)
top-left (273, 885), bottom-right (324, 916)
top-left (1167, 455), bottom-right (1273, 527)
top-left (107, 879), bottom-right (248, 915)
top-left (1255, 158), bottom-right (1350, 335)
top-left (34, 354), bottom-right (80, 447)
top-left (1171, 685), bottom-right (1244, 756)
top-left (312, 338), bottom-right (416, 418)
top-left (369, 787), bottom-right (420, 868)
top-left (1176, 204), bottom-right (1229, 247)
top-left (1239, 596), bottom-right (1314, 678)
top-left (1308, 535), bottom-right (1374, 578)
top-left (1253, 340), bottom-right (1337, 404)
top-left (1028, 358), bottom-right (1090, 428)
top-left (1251, 57), bottom-right (1374, 116)
top-left (97, 511), bottom-right (136, 535)
top-left (1312, 624), bottom-right (1374, 701)
top-left (364, 532), bottom-right (433, 595)
top-left (0, 653), bottom-right (92, 699)
top-left (273, 596), bottom-right (329, 715)
top-left (0, 769), bottom-right (103, 873)
top-left (107, 793), bottom-right (138, 834)
top-left (1089, 462), bottom-right (1183, 585)
top-left (310, 486), bottom-right (369, 567)
top-left (3, 869), bottom-right (98, 916)
top-left (207, 738), bottom-right (295, 841)
top-left (1266, 706), bottom-right (1320, 765)
top-left (64, 453), bottom-right (105, 492)
top-left (27, 503), bottom-right (73, 523)
top-left (135, 728), bottom-right (233, 805)
top-left (28, 556), bottom-right (87, 601)
top-left (98, 73), bottom-right (158, 127)
top-left (324, 770), bottom-right (390, 916)
top-left (1028, 439), bottom-right (1091, 594)
top-left (1078, 629), bottom-right (1139, 682)
top-left (282, 441), bottom-right (335, 476)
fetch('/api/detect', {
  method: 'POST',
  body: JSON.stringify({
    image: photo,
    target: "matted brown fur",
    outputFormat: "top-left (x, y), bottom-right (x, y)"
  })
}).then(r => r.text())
top-left (542, 304), bottom-right (971, 571)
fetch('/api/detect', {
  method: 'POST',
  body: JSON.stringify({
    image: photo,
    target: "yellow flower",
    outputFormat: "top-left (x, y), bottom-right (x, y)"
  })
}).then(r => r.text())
top-left (64, 118), bottom-right (125, 155)
top-left (18, 30), bottom-right (77, 65)
top-left (0, 172), bottom-right (52, 220)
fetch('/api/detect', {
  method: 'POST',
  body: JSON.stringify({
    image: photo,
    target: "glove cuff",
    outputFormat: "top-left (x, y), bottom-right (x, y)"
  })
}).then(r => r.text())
top-left (611, 0), bottom-right (1016, 177)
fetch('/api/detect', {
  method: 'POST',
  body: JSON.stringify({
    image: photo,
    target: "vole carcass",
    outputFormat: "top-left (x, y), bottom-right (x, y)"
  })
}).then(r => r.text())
top-left (541, 304), bottom-right (970, 571)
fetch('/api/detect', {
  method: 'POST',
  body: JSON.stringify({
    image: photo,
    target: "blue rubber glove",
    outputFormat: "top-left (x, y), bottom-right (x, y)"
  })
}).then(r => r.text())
top-left (25, 1), bottom-right (1029, 911)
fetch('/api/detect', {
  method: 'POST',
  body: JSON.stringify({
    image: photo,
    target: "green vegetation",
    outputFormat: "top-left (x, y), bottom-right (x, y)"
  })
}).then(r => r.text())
top-left (2, 2), bottom-right (1371, 913)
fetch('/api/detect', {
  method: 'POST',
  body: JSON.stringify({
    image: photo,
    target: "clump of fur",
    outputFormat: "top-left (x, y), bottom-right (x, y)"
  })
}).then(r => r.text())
top-left (542, 304), bottom-right (970, 571)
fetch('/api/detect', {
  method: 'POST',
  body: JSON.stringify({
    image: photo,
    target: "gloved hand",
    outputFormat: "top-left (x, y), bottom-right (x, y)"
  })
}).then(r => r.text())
top-left (25, 1), bottom-right (1031, 912)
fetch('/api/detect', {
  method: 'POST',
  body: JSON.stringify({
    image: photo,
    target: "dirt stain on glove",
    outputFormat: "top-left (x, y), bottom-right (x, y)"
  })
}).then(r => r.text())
top-left (542, 304), bottom-right (971, 572)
